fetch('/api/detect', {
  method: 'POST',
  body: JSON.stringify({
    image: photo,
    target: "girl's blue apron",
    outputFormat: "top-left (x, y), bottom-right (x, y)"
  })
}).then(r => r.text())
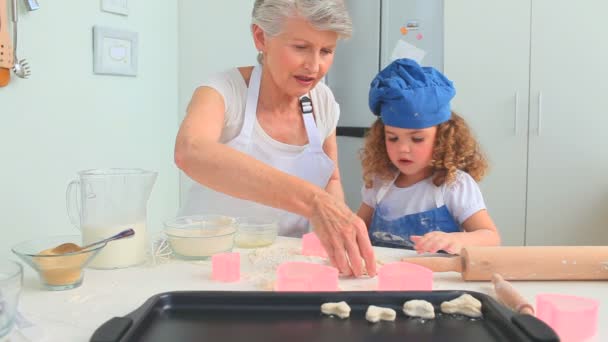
top-left (368, 175), bottom-right (461, 249)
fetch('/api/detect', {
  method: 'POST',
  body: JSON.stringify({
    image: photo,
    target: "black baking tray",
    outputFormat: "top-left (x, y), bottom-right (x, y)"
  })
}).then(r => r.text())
top-left (90, 290), bottom-right (559, 342)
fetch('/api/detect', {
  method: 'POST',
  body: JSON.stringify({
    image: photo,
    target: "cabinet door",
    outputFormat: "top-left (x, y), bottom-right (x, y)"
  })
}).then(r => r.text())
top-left (526, 0), bottom-right (608, 245)
top-left (444, 0), bottom-right (531, 245)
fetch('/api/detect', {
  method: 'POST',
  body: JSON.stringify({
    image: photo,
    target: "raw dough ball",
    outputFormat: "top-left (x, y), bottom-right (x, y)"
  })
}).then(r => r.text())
top-left (403, 299), bottom-right (435, 319)
top-left (365, 305), bottom-right (396, 323)
top-left (440, 294), bottom-right (482, 318)
top-left (321, 301), bottom-right (351, 319)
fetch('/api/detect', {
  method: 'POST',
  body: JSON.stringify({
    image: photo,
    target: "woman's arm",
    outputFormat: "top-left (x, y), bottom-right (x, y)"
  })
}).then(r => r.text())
top-left (175, 87), bottom-right (376, 277)
top-left (175, 86), bottom-right (320, 216)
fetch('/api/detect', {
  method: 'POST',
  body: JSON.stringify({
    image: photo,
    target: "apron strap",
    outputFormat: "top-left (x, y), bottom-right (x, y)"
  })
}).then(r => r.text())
top-left (433, 182), bottom-right (446, 207)
top-left (375, 173), bottom-right (400, 205)
top-left (239, 64), bottom-right (263, 143)
top-left (239, 66), bottom-right (323, 153)
top-left (300, 95), bottom-right (323, 152)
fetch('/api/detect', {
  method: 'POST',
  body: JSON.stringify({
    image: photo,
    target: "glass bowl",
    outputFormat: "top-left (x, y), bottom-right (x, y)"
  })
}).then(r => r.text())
top-left (234, 216), bottom-right (278, 248)
top-left (164, 215), bottom-right (237, 260)
top-left (11, 235), bottom-right (105, 291)
top-left (0, 260), bottom-right (22, 337)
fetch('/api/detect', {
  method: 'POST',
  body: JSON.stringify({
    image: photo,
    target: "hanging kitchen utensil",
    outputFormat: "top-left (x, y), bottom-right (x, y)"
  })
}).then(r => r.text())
top-left (0, 0), bottom-right (14, 86)
top-left (11, 0), bottom-right (30, 78)
top-left (402, 246), bottom-right (608, 281)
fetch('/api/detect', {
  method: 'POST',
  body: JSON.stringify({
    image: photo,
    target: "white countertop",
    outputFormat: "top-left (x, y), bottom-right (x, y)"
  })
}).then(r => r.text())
top-left (7, 238), bottom-right (607, 342)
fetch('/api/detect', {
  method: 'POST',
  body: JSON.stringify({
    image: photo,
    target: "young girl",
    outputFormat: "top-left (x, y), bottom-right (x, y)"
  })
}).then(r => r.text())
top-left (357, 58), bottom-right (500, 254)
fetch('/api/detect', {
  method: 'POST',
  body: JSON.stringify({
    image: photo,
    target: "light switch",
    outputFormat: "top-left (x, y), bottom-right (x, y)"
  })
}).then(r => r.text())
top-left (93, 26), bottom-right (138, 76)
top-left (101, 0), bottom-right (128, 16)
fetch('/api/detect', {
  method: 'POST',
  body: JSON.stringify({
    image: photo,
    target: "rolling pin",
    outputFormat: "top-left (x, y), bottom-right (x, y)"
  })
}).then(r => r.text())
top-left (401, 246), bottom-right (608, 281)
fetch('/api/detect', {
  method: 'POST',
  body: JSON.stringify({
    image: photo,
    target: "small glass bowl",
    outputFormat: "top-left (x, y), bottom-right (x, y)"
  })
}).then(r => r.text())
top-left (164, 215), bottom-right (237, 260)
top-left (234, 216), bottom-right (278, 248)
top-left (0, 260), bottom-right (22, 338)
top-left (11, 235), bottom-right (105, 291)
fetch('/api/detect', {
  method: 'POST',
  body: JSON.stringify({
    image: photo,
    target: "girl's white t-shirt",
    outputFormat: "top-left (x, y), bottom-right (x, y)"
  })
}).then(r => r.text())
top-left (361, 170), bottom-right (487, 224)
top-left (199, 68), bottom-right (340, 152)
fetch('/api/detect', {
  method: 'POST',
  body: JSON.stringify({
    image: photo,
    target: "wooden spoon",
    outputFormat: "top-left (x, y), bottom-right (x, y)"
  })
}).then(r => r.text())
top-left (0, 0), bottom-right (14, 86)
top-left (48, 228), bottom-right (135, 255)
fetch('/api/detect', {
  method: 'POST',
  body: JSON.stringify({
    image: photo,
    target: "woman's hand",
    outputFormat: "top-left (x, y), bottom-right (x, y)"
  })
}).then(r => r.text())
top-left (309, 192), bottom-right (376, 278)
top-left (410, 232), bottom-right (463, 254)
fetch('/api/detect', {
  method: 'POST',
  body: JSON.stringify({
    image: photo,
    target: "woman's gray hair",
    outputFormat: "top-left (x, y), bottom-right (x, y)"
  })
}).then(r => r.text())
top-left (252, 0), bottom-right (352, 63)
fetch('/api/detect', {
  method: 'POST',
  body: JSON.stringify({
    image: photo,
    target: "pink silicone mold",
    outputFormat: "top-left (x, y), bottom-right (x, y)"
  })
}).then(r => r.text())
top-left (301, 232), bottom-right (328, 258)
top-left (275, 262), bottom-right (339, 292)
top-left (212, 252), bottom-right (240, 282)
top-left (536, 293), bottom-right (599, 342)
top-left (377, 262), bottom-right (433, 291)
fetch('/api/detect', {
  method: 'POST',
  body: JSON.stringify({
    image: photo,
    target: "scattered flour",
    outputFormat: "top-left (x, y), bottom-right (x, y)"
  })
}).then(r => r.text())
top-left (245, 244), bottom-right (325, 289)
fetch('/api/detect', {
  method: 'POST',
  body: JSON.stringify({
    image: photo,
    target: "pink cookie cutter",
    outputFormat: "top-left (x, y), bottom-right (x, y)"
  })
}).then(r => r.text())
top-left (301, 232), bottom-right (328, 258)
top-left (377, 262), bottom-right (433, 291)
top-left (536, 293), bottom-right (599, 342)
top-left (212, 252), bottom-right (240, 282)
top-left (275, 261), bottom-right (339, 292)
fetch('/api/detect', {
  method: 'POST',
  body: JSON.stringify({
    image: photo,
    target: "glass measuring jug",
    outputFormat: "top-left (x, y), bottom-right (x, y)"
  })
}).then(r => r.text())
top-left (66, 168), bottom-right (157, 269)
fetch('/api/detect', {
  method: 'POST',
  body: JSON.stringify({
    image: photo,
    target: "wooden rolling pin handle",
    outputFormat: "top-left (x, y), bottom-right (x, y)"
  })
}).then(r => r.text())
top-left (515, 303), bottom-right (535, 316)
top-left (492, 273), bottom-right (535, 315)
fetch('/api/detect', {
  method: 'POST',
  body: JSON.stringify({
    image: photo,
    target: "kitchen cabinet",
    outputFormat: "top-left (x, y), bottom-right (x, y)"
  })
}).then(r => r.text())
top-left (445, 0), bottom-right (608, 245)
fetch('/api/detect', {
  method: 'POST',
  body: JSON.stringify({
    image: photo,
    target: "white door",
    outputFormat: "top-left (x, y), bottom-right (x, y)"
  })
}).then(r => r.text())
top-left (526, 0), bottom-right (608, 245)
top-left (444, 0), bottom-right (531, 245)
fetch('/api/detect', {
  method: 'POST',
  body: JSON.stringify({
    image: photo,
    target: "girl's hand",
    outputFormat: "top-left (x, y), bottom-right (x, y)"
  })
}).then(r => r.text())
top-left (310, 192), bottom-right (376, 278)
top-left (410, 232), bottom-right (463, 254)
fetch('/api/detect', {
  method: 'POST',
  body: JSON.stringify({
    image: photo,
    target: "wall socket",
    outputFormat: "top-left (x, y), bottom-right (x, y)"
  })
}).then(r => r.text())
top-left (101, 0), bottom-right (128, 16)
top-left (24, 0), bottom-right (40, 11)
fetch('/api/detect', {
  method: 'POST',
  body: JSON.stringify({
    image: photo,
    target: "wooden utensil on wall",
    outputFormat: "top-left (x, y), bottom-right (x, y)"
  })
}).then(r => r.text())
top-left (0, 0), bottom-right (13, 87)
top-left (402, 246), bottom-right (608, 281)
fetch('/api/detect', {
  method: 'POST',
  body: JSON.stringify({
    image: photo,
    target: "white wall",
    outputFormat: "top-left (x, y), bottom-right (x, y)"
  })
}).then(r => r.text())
top-left (177, 0), bottom-right (257, 202)
top-left (0, 1), bottom-right (179, 260)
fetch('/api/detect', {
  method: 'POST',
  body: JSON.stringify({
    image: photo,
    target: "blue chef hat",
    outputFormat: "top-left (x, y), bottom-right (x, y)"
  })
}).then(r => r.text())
top-left (369, 58), bottom-right (455, 129)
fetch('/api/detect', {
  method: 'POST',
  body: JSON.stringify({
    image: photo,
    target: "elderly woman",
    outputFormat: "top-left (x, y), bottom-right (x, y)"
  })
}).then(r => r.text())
top-left (174, 0), bottom-right (375, 277)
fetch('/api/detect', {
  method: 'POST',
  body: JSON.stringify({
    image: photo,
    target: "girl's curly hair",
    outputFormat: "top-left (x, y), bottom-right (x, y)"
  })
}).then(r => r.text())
top-left (360, 112), bottom-right (488, 188)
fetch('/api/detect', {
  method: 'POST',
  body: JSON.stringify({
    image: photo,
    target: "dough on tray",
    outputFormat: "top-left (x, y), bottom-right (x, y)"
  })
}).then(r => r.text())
top-left (321, 301), bottom-right (351, 319)
top-left (403, 299), bottom-right (435, 319)
top-left (440, 294), bottom-right (482, 318)
top-left (365, 305), bottom-right (396, 323)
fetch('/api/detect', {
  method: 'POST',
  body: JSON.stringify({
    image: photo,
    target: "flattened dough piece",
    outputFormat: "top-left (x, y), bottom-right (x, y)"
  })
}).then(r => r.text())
top-left (321, 301), bottom-right (351, 319)
top-left (403, 299), bottom-right (435, 319)
top-left (365, 305), bottom-right (396, 323)
top-left (440, 294), bottom-right (482, 318)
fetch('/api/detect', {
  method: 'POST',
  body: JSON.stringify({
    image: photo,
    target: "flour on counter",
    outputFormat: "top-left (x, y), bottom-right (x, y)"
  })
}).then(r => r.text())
top-left (245, 243), bottom-right (326, 290)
